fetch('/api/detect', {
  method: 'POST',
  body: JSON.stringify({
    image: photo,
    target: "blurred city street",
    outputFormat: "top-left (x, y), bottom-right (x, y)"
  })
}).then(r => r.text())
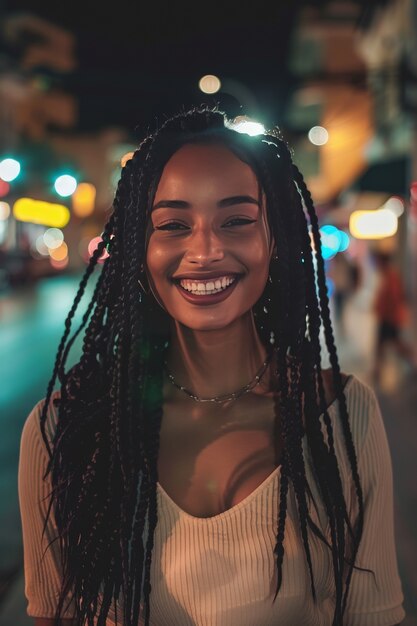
top-left (0, 272), bottom-right (416, 625)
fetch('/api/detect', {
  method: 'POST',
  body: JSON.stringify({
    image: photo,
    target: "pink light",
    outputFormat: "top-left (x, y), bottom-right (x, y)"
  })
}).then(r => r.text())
top-left (87, 236), bottom-right (110, 264)
top-left (50, 256), bottom-right (69, 270)
top-left (0, 179), bottom-right (10, 197)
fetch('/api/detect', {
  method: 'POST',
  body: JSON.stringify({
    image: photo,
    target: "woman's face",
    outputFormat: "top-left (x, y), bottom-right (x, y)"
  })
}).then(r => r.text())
top-left (146, 142), bottom-right (275, 331)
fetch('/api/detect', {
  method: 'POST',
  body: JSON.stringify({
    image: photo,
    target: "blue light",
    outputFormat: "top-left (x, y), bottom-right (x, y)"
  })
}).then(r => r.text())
top-left (320, 224), bottom-right (339, 236)
top-left (338, 231), bottom-right (350, 252)
top-left (326, 277), bottom-right (335, 298)
top-left (320, 224), bottom-right (341, 260)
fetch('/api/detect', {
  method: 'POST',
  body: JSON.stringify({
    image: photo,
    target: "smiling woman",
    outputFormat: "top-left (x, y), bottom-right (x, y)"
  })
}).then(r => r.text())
top-left (146, 143), bottom-right (273, 341)
top-left (18, 105), bottom-right (405, 626)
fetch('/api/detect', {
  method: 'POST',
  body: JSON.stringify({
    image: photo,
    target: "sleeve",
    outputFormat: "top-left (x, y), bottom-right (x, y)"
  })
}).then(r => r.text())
top-left (18, 398), bottom-right (77, 619)
top-left (344, 387), bottom-right (406, 626)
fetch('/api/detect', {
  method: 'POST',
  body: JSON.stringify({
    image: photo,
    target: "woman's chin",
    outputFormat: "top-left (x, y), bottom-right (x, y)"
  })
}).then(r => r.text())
top-left (175, 318), bottom-right (236, 332)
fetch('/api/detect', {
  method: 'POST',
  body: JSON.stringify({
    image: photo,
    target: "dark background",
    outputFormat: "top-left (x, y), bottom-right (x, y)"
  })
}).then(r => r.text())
top-left (1, 0), bottom-right (382, 133)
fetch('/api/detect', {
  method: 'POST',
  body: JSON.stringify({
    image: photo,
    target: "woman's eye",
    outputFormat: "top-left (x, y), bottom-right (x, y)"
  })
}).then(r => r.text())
top-left (154, 218), bottom-right (257, 231)
top-left (154, 222), bottom-right (188, 231)
top-left (224, 218), bottom-right (257, 227)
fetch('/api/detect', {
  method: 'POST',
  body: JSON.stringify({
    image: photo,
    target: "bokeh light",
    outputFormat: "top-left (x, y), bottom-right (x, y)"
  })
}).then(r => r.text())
top-left (34, 235), bottom-right (50, 256)
top-left (72, 182), bottom-right (96, 217)
top-left (326, 276), bottom-right (335, 298)
top-left (320, 225), bottom-right (342, 259)
top-left (338, 231), bottom-right (350, 252)
top-left (50, 256), bottom-right (69, 270)
top-left (49, 241), bottom-right (68, 261)
top-left (0, 201), bottom-right (10, 220)
top-left (349, 208), bottom-right (398, 239)
top-left (308, 126), bottom-right (329, 146)
top-left (0, 158), bottom-right (21, 182)
top-left (13, 198), bottom-right (70, 228)
top-left (384, 196), bottom-right (404, 217)
top-left (43, 228), bottom-right (64, 249)
top-left (87, 236), bottom-right (109, 264)
top-left (198, 74), bottom-right (221, 94)
top-left (0, 179), bottom-right (10, 197)
top-left (54, 174), bottom-right (78, 197)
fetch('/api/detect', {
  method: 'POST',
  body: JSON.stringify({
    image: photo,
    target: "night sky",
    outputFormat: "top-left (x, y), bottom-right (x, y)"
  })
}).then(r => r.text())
top-left (3, 0), bottom-right (302, 134)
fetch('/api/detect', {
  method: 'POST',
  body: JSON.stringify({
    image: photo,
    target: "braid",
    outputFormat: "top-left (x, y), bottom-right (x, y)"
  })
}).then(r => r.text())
top-left (258, 139), bottom-right (320, 603)
top-left (124, 148), bottom-right (154, 624)
top-left (292, 165), bottom-right (372, 621)
top-left (295, 208), bottom-right (346, 619)
top-left (292, 166), bottom-right (365, 610)
top-left (40, 213), bottom-right (115, 461)
top-left (272, 449), bottom-right (289, 600)
top-left (253, 134), bottom-right (371, 623)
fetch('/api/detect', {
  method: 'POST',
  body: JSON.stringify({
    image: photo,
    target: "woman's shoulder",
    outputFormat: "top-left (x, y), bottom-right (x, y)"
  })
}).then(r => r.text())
top-left (321, 368), bottom-right (374, 406)
top-left (21, 390), bottom-right (61, 452)
top-left (321, 369), bottom-right (378, 455)
top-left (320, 368), bottom-right (350, 407)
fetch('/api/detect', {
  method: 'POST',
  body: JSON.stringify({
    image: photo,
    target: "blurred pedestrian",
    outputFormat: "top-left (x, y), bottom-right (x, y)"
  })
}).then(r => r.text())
top-left (18, 105), bottom-right (405, 626)
top-left (371, 251), bottom-right (415, 384)
top-left (328, 252), bottom-right (360, 336)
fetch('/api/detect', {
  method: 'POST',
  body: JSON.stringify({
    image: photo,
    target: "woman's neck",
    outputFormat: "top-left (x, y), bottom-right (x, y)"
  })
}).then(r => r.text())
top-left (166, 311), bottom-right (274, 401)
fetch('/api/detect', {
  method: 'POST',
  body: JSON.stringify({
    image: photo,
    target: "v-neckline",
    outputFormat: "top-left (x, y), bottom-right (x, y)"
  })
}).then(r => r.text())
top-left (157, 375), bottom-right (354, 521)
top-left (157, 463), bottom-right (282, 522)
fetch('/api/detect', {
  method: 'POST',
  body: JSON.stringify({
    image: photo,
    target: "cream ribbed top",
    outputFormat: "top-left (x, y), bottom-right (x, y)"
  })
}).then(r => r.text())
top-left (18, 376), bottom-right (405, 625)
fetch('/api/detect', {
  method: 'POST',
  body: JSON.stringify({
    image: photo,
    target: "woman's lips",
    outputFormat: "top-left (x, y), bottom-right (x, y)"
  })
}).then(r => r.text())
top-left (173, 277), bottom-right (240, 305)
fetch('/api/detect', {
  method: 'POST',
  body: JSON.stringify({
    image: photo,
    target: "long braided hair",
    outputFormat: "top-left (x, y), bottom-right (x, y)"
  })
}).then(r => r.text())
top-left (39, 105), bottom-right (372, 626)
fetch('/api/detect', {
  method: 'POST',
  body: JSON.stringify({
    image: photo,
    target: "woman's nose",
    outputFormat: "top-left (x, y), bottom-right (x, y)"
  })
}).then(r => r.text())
top-left (183, 228), bottom-right (225, 265)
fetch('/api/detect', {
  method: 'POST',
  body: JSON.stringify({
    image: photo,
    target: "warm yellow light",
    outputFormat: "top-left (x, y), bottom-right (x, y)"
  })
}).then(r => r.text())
top-left (49, 241), bottom-right (68, 261)
top-left (199, 74), bottom-right (221, 94)
top-left (121, 152), bottom-right (134, 167)
top-left (13, 198), bottom-right (70, 228)
top-left (0, 201), bottom-right (10, 220)
top-left (72, 182), bottom-right (96, 217)
top-left (349, 209), bottom-right (398, 239)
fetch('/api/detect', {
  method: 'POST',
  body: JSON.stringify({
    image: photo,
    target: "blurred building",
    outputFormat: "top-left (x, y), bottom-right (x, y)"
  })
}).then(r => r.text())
top-left (284, 0), bottom-right (416, 350)
top-left (0, 13), bottom-right (128, 285)
top-left (285, 1), bottom-right (372, 203)
top-left (353, 0), bottom-right (417, 352)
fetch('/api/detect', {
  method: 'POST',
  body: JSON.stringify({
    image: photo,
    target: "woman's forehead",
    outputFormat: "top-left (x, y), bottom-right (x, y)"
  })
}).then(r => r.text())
top-left (154, 143), bottom-right (260, 200)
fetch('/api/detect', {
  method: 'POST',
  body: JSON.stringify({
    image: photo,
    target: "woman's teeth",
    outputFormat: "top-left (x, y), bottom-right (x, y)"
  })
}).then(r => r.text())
top-left (179, 276), bottom-right (236, 295)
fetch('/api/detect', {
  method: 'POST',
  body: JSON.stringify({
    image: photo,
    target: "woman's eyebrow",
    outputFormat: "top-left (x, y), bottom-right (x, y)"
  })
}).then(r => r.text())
top-left (152, 195), bottom-right (260, 210)
top-left (218, 195), bottom-right (260, 208)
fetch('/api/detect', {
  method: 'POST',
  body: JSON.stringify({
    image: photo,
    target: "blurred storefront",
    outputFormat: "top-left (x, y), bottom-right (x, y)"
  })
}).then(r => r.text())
top-left (0, 14), bottom-right (129, 289)
top-left (353, 0), bottom-right (417, 349)
top-left (285, 0), bottom-right (416, 358)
